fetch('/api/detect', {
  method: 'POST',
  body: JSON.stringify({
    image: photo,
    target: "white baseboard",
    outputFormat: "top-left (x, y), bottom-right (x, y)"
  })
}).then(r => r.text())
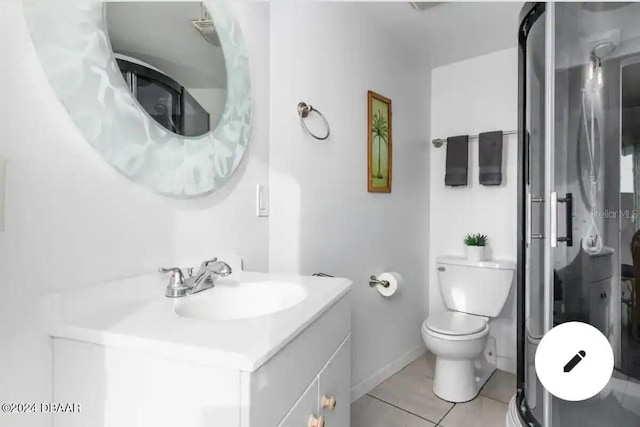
top-left (350, 345), bottom-right (425, 403)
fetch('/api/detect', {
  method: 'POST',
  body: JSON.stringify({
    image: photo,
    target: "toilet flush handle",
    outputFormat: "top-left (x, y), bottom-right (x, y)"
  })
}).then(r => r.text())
top-left (437, 267), bottom-right (445, 271)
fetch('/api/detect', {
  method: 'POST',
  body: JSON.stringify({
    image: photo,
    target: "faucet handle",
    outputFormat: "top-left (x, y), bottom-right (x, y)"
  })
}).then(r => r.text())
top-left (158, 267), bottom-right (185, 286)
top-left (199, 257), bottom-right (218, 271)
top-left (159, 267), bottom-right (191, 298)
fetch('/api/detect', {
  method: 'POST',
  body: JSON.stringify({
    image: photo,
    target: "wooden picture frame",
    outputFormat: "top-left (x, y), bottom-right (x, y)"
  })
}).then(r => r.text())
top-left (367, 90), bottom-right (392, 193)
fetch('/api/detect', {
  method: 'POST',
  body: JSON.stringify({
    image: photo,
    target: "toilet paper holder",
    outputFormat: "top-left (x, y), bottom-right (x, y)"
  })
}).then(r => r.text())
top-left (369, 275), bottom-right (390, 288)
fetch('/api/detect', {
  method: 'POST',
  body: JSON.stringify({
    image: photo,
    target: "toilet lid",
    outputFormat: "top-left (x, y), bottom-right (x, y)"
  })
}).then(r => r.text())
top-left (425, 312), bottom-right (487, 336)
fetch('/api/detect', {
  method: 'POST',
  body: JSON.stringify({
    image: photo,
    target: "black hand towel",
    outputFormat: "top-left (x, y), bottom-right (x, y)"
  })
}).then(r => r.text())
top-left (479, 131), bottom-right (503, 185)
top-left (445, 135), bottom-right (469, 186)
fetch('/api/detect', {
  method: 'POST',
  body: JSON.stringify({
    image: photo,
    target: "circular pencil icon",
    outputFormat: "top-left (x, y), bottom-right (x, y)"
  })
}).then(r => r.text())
top-left (535, 322), bottom-right (613, 401)
top-left (563, 350), bottom-right (586, 373)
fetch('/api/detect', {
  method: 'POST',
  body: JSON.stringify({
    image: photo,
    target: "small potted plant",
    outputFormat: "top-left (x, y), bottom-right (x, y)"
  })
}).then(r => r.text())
top-left (464, 233), bottom-right (488, 261)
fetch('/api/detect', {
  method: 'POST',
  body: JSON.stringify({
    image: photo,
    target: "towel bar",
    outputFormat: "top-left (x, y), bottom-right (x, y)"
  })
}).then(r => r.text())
top-left (298, 102), bottom-right (330, 141)
top-left (432, 130), bottom-right (518, 148)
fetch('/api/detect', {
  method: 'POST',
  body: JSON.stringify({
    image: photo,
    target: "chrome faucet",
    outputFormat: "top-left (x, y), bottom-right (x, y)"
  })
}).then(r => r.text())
top-left (159, 257), bottom-right (232, 298)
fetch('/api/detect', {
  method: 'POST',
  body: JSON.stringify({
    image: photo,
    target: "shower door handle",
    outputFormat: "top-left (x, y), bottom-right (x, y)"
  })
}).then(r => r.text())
top-left (527, 193), bottom-right (545, 245)
top-left (550, 192), bottom-right (558, 247)
top-left (550, 192), bottom-right (573, 247)
top-left (557, 193), bottom-right (573, 246)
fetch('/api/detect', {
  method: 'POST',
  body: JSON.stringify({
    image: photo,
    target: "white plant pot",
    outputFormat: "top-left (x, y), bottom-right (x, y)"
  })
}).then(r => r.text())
top-left (465, 245), bottom-right (486, 262)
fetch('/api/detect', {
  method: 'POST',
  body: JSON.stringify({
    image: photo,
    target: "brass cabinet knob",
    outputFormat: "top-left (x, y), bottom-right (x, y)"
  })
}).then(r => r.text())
top-left (321, 395), bottom-right (337, 411)
top-left (308, 415), bottom-right (325, 427)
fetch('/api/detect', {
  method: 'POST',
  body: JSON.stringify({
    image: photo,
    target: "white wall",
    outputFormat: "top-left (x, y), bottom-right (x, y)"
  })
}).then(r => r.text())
top-left (268, 1), bottom-right (430, 398)
top-left (429, 48), bottom-right (518, 373)
top-left (0, 2), bottom-right (269, 426)
top-left (174, 1), bottom-right (270, 271)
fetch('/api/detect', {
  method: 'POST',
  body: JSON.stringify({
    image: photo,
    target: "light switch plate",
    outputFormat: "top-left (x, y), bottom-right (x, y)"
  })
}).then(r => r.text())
top-left (256, 184), bottom-right (269, 217)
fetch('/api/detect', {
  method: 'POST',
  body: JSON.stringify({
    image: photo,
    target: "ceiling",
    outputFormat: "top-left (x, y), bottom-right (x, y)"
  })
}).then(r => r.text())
top-left (363, 2), bottom-right (524, 68)
top-left (106, 1), bottom-right (226, 89)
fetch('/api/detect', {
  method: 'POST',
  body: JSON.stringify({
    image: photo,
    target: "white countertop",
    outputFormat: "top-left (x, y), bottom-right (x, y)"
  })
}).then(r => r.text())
top-left (43, 271), bottom-right (352, 372)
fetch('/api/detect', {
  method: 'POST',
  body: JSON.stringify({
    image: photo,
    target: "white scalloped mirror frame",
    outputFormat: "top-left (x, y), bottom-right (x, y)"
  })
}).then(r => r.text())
top-left (23, 0), bottom-right (252, 197)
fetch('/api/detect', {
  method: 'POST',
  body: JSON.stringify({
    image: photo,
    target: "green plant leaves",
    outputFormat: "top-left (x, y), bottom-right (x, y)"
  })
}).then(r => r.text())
top-left (464, 233), bottom-right (488, 246)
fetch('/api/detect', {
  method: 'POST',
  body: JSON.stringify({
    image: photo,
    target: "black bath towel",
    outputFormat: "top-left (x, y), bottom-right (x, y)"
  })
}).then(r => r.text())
top-left (479, 131), bottom-right (503, 185)
top-left (445, 135), bottom-right (469, 186)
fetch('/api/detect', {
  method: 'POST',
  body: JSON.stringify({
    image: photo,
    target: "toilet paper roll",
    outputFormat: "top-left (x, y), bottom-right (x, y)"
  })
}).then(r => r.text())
top-left (376, 272), bottom-right (402, 297)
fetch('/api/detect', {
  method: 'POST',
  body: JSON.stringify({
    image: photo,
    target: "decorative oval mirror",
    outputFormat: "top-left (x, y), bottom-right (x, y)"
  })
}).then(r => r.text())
top-left (23, 0), bottom-right (252, 197)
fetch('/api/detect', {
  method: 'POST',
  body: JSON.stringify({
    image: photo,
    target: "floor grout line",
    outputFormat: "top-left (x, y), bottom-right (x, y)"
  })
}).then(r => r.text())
top-left (477, 370), bottom-right (497, 395)
top-left (479, 393), bottom-right (512, 405)
top-left (477, 370), bottom-right (516, 405)
top-left (356, 357), bottom-right (514, 426)
top-left (435, 402), bottom-right (456, 426)
top-left (366, 393), bottom-right (449, 425)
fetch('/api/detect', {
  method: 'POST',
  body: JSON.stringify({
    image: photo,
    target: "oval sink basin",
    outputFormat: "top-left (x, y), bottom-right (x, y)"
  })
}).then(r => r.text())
top-left (174, 281), bottom-right (308, 321)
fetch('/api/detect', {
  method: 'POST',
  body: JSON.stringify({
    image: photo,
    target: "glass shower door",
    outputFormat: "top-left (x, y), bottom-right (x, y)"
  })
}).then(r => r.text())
top-left (548, 3), bottom-right (640, 426)
top-left (518, 2), bottom-right (640, 426)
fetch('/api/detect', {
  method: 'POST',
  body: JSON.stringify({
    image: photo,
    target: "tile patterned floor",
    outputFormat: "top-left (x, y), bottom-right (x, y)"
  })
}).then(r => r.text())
top-left (351, 352), bottom-right (515, 427)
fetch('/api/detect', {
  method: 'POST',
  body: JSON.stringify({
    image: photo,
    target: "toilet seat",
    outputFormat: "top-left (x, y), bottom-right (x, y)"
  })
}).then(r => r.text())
top-left (423, 311), bottom-right (489, 340)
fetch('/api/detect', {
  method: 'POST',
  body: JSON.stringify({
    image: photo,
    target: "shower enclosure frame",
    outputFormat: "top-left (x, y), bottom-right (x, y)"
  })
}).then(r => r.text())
top-left (516, 2), bottom-right (547, 426)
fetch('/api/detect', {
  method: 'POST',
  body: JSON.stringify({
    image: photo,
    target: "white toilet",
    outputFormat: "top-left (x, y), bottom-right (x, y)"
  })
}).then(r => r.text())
top-left (422, 256), bottom-right (515, 403)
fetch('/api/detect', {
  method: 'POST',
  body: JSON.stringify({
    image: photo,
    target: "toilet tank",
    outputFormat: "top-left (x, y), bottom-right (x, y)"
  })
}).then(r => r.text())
top-left (437, 256), bottom-right (515, 317)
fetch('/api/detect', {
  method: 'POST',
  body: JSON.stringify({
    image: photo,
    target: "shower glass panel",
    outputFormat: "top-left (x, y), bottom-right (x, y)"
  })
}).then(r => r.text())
top-left (518, 3), bottom-right (640, 426)
top-left (521, 3), bottom-right (545, 424)
top-left (621, 61), bottom-right (640, 379)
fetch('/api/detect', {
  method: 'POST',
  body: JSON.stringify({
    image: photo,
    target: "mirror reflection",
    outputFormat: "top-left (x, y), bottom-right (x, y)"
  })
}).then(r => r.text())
top-left (105, 2), bottom-right (227, 137)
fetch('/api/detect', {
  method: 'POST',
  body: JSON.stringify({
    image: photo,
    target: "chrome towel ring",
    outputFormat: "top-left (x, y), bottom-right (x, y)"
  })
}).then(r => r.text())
top-left (297, 102), bottom-right (330, 141)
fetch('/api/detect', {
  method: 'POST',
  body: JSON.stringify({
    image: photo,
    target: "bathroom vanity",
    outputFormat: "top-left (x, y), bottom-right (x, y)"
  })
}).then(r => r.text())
top-left (44, 270), bottom-right (352, 427)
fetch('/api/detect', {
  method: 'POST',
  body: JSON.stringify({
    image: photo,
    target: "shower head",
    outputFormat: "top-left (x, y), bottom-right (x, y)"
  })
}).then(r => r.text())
top-left (586, 42), bottom-right (616, 90)
top-left (590, 42), bottom-right (616, 61)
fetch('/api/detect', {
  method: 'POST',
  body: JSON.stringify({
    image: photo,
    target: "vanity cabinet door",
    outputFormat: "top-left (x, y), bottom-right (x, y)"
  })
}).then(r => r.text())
top-left (318, 335), bottom-right (351, 427)
top-left (588, 280), bottom-right (611, 336)
top-left (279, 378), bottom-right (320, 427)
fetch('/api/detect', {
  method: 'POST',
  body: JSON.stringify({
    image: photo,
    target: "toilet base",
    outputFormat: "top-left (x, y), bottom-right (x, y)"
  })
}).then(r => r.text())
top-left (432, 344), bottom-right (496, 403)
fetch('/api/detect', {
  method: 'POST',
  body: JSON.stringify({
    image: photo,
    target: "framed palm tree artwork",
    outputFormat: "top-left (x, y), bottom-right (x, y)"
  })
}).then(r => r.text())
top-left (368, 90), bottom-right (392, 192)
